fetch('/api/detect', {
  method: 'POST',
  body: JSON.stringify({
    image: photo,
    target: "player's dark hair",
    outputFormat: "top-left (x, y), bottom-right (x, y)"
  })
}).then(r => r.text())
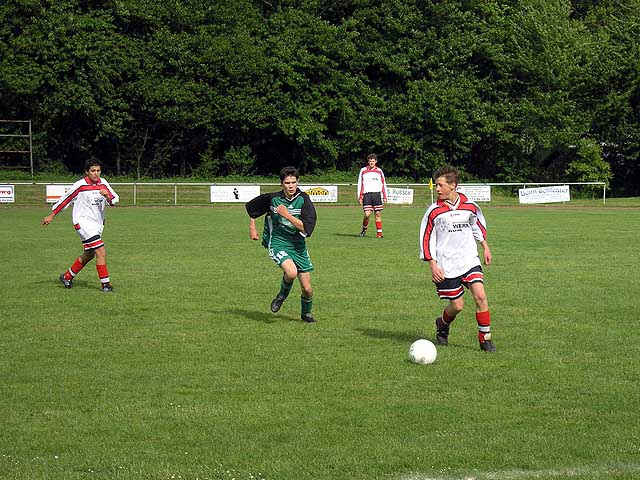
top-left (85, 158), bottom-right (103, 172)
top-left (279, 166), bottom-right (300, 181)
top-left (367, 153), bottom-right (377, 161)
top-left (433, 165), bottom-right (459, 186)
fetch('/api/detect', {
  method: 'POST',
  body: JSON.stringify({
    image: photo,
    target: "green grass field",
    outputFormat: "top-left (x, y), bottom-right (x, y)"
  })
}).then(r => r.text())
top-left (1, 203), bottom-right (639, 480)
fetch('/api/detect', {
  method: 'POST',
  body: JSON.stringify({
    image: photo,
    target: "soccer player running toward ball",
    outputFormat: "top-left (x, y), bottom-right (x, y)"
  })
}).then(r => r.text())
top-left (356, 153), bottom-right (388, 238)
top-left (419, 165), bottom-right (496, 352)
top-left (245, 166), bottom-right (317, 323)
top-left (41, 159), bottom-right (119, 292)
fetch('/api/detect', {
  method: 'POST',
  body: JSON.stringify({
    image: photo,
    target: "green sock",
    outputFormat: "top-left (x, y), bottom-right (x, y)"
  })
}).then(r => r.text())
top-left (279, 277), bottom-right (293, 299)
top-left (301, 295), bottom-right (313, 316)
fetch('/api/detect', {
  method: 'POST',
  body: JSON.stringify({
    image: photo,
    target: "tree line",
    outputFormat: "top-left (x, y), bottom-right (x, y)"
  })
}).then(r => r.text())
top-left (1, 0), bottom-right (639, 195)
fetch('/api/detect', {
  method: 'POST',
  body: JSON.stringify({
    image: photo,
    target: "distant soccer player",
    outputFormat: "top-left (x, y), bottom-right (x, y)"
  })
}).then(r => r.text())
top-left (41, 159), bottom-right (119, 292)
top-left (419, 165), bottom-right (496, 352)
top-left (246, 166), bottom-right (317, 323)
top-left (356, 153), bottom-right (387, 238)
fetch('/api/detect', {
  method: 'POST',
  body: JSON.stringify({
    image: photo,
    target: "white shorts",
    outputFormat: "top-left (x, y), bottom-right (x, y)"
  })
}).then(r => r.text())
top-left (74, 222), bottom-right (105, 251)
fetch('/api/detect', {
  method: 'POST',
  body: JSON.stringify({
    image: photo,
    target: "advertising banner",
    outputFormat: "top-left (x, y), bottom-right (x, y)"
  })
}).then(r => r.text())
top-left (210, 185), bottom-right (261, 202)
top-left (387, 187), bottom-right (414, 204)
top-left (46, 184), bottom-right (72, 203)
top-left (518, 185), bottom-right (571, 204)
top-left (0, 184), bottom-right (15, 203)
top-left (457, 185), bottom-right (491, 202)
top-left (300, 185), bottom-right (338, 203)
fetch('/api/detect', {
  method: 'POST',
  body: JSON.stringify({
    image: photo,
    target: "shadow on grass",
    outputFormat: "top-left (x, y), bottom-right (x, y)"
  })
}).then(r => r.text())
top-left (356, 327), bottom-right (472, 351)
top-left (44, 277), bottom-right (98, 290)
top-left (226, 308), bottom-right (303, 325)
top-left (356, 327), bottom-right (424, 344)
top-left (332, 232), bottom-right (362, 238)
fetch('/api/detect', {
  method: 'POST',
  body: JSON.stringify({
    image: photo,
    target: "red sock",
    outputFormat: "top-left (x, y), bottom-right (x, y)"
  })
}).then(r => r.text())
top-left (442, 309), bottom-right (455, 325)
top-left (375, 220), bottom-right (382, 236)
top-left (362, 218), bottom-right (369, 229)
top-left (96, 264), bottom-right (110, 285)
top-left (65, 258), bottom-right (85, 280)
top-left (476, 310), bottom-right (491, 342)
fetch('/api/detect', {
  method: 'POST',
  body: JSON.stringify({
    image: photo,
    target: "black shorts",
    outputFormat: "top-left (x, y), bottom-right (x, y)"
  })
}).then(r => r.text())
top-left (362, 192), bottom-right (383, 211)
top-left (435, 265), bottom-right (484, 300)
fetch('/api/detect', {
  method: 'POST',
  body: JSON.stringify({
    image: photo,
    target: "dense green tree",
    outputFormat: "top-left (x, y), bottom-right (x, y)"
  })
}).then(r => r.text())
top-left (0, 0), bottom-right (637, 193)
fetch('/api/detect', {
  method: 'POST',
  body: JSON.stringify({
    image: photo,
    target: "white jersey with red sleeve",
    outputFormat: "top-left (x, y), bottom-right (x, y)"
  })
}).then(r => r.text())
top-left (357, 166), bottom-right (388, 201)
top-left (419, 193), bottom-right (487, 278)
top-left (50, 176), bottom-right (119, 230)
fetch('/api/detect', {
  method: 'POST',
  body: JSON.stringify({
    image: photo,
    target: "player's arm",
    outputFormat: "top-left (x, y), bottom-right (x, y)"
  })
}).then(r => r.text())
top-left (245, 193), bottom-right (271, 240)
top-left (480, 240), bottom-right (492, 265)
top-left (248, 217), bottom-right (260, 240)
top-left (298, 193), bottom-right (317, 236)
top-left (429, 259), bottom-right (445, 283)
top-left (419, 207), bottom-right (443, 282)
top-left (41, 181), bottom-right (79, 227)
top-left (275, 205), bottom-right (304, 232)
top-left (41, 212), bottom-right (55, 227)
top-left (380, 170), bottom-right (388, 203)
top-left (100, 180), bottom-right (119, 205)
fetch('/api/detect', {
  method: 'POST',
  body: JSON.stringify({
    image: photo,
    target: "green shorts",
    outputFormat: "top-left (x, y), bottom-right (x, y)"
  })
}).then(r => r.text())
top-left (267, 240), bottom-right (314, 273)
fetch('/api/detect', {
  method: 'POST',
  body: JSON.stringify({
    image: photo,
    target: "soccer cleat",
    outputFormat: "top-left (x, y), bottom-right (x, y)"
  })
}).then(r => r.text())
top-left (377, 234), bottom-right (383, 238)
top-left (270, 294), bottom-right (286, 313)
top-left (101, 283), bottom-right (114, 293)
top-left (435, 316), bottom-right (449, 346)
top-left (359, 228), bottom-right (367, 237)
top-left (59, 273), bottom-right (73, 289)
top-left (480, 339), bottom-right (496, 352)
top-left (301, 313), bottom-right (315, 323)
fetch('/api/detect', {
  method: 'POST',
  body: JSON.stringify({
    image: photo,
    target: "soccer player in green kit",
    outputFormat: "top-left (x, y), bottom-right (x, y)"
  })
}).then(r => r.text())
top-left (246, 166), bottom-right (318, 323)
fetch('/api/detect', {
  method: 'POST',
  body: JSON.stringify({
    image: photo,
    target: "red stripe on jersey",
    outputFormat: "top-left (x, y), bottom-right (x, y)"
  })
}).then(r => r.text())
top-left (53, 184), bottom-right (104, 215)
top-left (422, 204), bottom-right (449, 261)
top-left (458, 202), bottom-right (487, 239)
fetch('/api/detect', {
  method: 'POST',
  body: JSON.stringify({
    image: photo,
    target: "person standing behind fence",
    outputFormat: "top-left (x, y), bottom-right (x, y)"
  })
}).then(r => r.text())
top-left (357, 153), bottom-right (387, 238)
top-left (41, 159), bottom-right (119, 292)
top-left (419, 165), bottom-right (496, 352)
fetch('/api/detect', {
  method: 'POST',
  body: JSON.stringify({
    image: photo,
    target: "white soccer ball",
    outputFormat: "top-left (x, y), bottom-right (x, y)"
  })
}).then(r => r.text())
top-left (408, 339), bottom-right (437, 365)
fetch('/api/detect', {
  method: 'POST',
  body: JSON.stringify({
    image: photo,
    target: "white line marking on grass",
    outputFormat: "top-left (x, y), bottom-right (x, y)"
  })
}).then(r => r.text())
top-left (397, 463), bottom-right (640, 480)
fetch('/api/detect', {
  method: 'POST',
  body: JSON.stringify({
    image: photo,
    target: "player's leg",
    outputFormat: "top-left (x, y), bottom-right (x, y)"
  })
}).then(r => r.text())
top-left (436, 297), bottom-right (463, 345)
top-left (93, 246), bottom-right (113, 292)
top-left (360, 208), bottom-right (372, 237)
top-left (270, 257), bottom-right (297, 313)
top-left (374, 209), bottom-right (383, 238)
top-left (59, 228), bottom-right (100, 289)
top-left (60, 249), bottom-right (95, 288)
top-left (297, 271), bottom-right (314, 323)
top-left (469, 281), bottom-right (495, 352)
top-left (434, 276), bottom-right (464, 345)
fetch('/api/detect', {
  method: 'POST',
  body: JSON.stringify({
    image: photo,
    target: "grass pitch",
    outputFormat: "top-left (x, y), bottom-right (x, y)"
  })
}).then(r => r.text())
top-left (1, 203), bottom-right (639, 480)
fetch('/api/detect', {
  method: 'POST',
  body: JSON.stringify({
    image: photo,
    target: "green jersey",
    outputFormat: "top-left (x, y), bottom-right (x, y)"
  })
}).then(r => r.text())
top-left (245, 189), bottom-right (317, 248)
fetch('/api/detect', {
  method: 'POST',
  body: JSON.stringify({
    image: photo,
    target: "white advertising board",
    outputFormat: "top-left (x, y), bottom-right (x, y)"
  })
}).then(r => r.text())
top-left (519, 185), bottom-right (571, 204)
top-left (387, 187), bottom-right (414, 204)
top-left (457, 185), bottom-right (491, 202)
top-left (210, 185), bottom-right (261, 202)
top-left (300, 185), bottom-right (338, 203)
top-left (46, 184), bottom-right (72, 203)
top-left (0, 184), bottom-right (15, 203)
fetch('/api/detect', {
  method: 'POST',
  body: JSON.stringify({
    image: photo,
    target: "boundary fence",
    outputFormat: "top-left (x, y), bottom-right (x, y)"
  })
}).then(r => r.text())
top-left (0, 181), bottom-right (607, 206)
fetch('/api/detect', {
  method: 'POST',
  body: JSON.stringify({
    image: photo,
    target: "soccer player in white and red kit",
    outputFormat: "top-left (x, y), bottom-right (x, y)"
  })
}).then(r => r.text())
top-left (356, 153), bottom-right (387, 238)
top-left (42, 159), bottom-right (119, 292)
top-left (419, 165), bottom-right (496, 352)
